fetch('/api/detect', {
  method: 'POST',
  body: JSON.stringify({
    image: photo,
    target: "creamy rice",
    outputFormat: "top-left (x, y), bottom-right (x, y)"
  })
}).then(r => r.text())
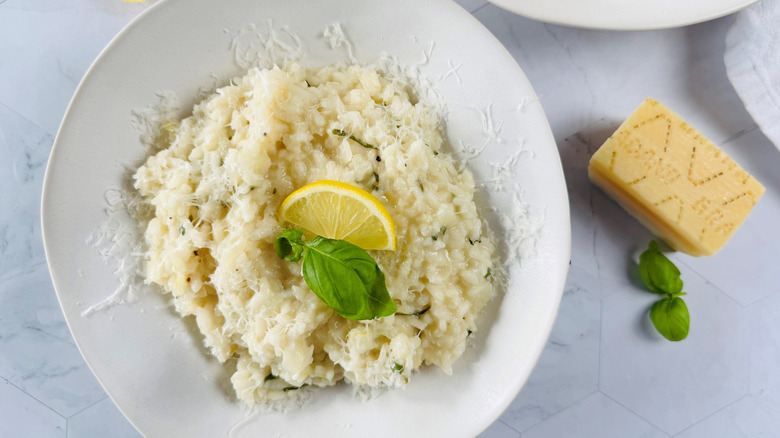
top-left (134, 63), bottom-right (495, 405)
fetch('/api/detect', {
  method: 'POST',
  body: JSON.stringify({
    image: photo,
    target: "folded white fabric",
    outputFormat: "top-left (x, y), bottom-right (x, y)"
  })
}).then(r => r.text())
top-left (725, 0), bottom-right (780, 149)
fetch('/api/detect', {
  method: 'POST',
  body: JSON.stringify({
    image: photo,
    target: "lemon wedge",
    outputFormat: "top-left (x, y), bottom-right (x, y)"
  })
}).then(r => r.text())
top-left (279, 180), bottom-right (396, 251)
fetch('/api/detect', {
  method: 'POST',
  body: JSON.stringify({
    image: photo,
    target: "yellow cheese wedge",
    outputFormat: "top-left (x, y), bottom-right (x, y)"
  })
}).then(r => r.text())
top-left (588, 98), bottom-right (765, 256)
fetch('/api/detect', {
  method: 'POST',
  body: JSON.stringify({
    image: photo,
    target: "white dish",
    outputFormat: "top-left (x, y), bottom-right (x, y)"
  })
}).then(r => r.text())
top-left (487, 0), bottom-right (760, 30)
top-left (41, 0), bottom-right (570, 436)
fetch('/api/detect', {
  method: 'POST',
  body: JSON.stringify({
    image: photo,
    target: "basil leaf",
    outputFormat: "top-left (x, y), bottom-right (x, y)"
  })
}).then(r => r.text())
top-left (639, 240), bottom-right (683, 295)
top-left (301, 236), bottom-right (396, 320)
top-left (275, 229), bottom-right (305, 261)
top-left (650, 296), bottom-right (690, 341)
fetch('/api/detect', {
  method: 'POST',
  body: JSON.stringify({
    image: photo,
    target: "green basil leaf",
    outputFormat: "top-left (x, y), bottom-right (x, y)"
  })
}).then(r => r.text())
top-left (650, 296), bottom-right (690, 341)
top-left (639, 240), bottom-right (683, 295)
top-left (301, 236), bottom-right (396, 320)
top-left (275, 229), bottom-right (305, 261)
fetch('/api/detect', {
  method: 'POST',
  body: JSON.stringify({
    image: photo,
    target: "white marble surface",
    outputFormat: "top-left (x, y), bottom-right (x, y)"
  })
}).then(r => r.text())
top-left (1, 0), bottom-right (779, 436)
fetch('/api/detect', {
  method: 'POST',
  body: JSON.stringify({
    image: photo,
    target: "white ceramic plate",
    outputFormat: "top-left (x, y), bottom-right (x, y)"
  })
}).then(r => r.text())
top-left (488, 0), bottom-right (760, 30)
top-left (42, 0), bottom-right (570, 436)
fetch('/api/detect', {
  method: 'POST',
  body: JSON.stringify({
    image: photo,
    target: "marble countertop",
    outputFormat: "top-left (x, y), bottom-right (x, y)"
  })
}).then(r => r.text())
top-left (1, 0), bottom-right (779, 437)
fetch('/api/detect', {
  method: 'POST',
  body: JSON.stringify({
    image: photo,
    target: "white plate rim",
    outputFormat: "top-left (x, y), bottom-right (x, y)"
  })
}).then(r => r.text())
top-left (486, 0), bottom-right (760, 31)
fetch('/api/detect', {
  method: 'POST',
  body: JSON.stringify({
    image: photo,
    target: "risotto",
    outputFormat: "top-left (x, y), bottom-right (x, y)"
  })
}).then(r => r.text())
top-left (133, 62), bottom-right (495, 405)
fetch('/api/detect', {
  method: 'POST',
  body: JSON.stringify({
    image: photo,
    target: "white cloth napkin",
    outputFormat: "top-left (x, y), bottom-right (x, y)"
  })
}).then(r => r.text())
top-left (724, 0), bottom-right (780, 149)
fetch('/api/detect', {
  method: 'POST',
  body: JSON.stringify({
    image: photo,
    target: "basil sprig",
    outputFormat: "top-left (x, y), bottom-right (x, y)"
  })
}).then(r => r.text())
top-left (649, 296), bottom-right (690, 342)
top-left (275, 229), bottom-right (397, 320)
top-left (638, 241), bottom-right (689, 341)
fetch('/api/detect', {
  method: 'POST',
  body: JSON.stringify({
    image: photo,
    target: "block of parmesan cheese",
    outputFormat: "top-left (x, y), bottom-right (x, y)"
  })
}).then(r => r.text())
top-left (588, 98), bottom-right (765, 256)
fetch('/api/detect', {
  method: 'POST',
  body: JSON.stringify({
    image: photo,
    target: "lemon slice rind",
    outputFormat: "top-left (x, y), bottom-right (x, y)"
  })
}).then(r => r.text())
top-left (279, 180), bottom-right (396, 251)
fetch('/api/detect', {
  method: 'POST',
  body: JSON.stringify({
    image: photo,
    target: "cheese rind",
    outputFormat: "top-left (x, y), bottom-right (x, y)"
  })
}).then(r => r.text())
top-left (588, 98), bottom-right (765, 256)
